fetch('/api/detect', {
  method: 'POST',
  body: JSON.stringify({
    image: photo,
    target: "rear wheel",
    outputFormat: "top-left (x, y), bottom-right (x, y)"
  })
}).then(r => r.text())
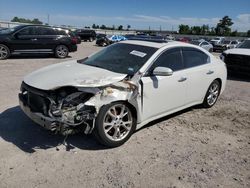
top-left (202, 80), bottom-right (221, 108)
top-left (89, 37), bottom-right (94, 42)
top-left (0, 44), bottom-right (10, 60)
top-left (55, 45), bottom-right (69, 58)
top-left (93, 102), bottom-right (136, 147)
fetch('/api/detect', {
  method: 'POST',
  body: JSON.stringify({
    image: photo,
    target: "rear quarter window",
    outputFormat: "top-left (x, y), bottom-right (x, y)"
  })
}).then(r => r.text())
top-left (182, 47), bottom-right (210, 68)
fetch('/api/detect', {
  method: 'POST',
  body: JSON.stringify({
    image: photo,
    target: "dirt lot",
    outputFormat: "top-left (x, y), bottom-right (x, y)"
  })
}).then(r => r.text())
top-left (0, 42), bottom-right (249, 188)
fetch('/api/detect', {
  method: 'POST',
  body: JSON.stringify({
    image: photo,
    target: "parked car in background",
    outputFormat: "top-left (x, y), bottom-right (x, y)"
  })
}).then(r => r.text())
top-left (96, 34), bottom-right (109, 46)
top-left (128, 34), bottom-right (166, 42)
top-left (177, 37), bottom-right (191, 43)
top-left (220, 39), bottom-right (250, 76)
top-left (96, 34), bottom-right (127, 46)
top-left (19, 40), bottom-right (227, 147)
top-left (228, 40), bottom-right (241, 49)
top-left (210, 37), bottom-right (225, 46)
top-left (191, 40), bottom-right (213, 52)
top-left (75, 29), bottom-right (96, 42)
top-left (213, 40), bottom-right (240, 52)
top-left (70, 31), bottom-right (81, 44)
top-left (165, 34), bottom-right (175, 40)
top-left (0, 25), bottom-right (77, 60)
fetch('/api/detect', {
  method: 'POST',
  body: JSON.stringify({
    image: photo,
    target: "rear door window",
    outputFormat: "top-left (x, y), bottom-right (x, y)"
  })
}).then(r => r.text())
top-left (182, 47), bottom-right (210, 68)
top-left (36, 27), bottom-right (56, 35)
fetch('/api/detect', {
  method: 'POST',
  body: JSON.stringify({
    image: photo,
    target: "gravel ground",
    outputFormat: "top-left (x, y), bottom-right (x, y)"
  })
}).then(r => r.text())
top-left (0, 42), bottom-right (249, 188)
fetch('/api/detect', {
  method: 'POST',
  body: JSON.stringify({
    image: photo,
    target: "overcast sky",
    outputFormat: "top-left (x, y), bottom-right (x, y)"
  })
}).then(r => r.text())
top-left (0, 0), bottom-right (249, 31)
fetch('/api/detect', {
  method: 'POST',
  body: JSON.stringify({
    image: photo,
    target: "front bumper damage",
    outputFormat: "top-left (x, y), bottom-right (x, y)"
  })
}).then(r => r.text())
top-left (19, 82), bottom-right (96, 135)
top-left (19, 79), bottom-right (140, 136)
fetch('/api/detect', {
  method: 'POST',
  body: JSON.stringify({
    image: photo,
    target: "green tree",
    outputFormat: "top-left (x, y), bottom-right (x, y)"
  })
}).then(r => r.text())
top-left (247, 30), bottom-right (250, 37)
top-left (11, 16), bottom-right (43, 24)
top-left (215, 16), bottom-right (234, 36)
top-left (92, 24), bottom-right (96, 29)
top-left (127, 25), bottom-right (131, 30)
top-left (191, 26), bottom-right (202, 35)
top-left (201, 24), bottom-right (209, 35)
top-left (118, 25), bottom-right (123, 30)
top-left (31, 18), bottom-right (43, 24)
top-left (100, 25), bottom-right (106, 29)
top-left (230, 30), bottom-right (238, 36)
top-left (179, 24), bottom-right (190, 34)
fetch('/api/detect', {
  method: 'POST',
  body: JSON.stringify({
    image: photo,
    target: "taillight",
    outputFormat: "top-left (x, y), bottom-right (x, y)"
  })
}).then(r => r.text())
top-left (71, 37), bottom-right (77, 44)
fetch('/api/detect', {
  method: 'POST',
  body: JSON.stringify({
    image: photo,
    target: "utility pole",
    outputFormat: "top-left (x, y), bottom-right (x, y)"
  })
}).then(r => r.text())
top-left (47, 14), bottom-right (50, 25)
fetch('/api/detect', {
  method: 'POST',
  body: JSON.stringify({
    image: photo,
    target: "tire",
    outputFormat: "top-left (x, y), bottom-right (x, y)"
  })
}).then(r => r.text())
top-left (102, 42), bottom-right (107, 47)
top-left (0, 44), bottom-right (10, 60)
top-left (55, 45), bottom-right (69, 58)
top-left (89, 37), bottom-right (93, 42)
top-left (202, 80), bottom-right (221, 108)
top-left (93, 102), bottom-right (136, 147)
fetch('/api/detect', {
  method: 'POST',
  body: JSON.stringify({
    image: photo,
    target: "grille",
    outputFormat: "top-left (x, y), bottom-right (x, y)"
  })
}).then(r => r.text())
top-left (21, 82), bottom-right (51, 115)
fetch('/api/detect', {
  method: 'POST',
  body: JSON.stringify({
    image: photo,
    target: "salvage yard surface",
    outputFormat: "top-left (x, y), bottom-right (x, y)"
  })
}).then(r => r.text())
top-left (0, 42), bottom-right (249, 188)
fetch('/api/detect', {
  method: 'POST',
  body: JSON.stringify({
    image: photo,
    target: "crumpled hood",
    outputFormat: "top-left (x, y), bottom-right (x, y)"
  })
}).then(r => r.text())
top-left (224, 48), bottom-right (250, 56)
top-left (24, 60), bottom-right (127, 90)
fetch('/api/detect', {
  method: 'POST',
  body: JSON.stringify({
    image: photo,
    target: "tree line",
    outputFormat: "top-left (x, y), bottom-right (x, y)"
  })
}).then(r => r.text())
top-left (92, 24), bottom-right (131, 31)
top-left (179, 16), bottom-right (250, 37)
top-left (11, 17), bottom-right (43, 25)
top-left (9, 16), bottom-right (250, 37)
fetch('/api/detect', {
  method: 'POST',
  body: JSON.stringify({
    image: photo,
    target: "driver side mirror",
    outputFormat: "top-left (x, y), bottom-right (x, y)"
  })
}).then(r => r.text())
top-left (153, 67), bottom-right (173, 76)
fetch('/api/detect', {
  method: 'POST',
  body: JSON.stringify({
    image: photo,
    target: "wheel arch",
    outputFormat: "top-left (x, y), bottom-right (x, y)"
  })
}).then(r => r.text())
top-left (214, 78), bottom-right (222, 95)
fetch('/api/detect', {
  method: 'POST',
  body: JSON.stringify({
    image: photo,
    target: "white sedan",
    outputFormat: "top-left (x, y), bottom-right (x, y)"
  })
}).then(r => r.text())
top-left (19, 40), bottom-right (227, 147)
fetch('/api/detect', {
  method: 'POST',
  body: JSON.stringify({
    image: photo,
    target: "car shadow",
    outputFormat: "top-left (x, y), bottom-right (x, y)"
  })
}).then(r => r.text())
top-left (9, 54), bottom-right (72, 59)
top-left (0, 106), bottom-right (107, 153)
top-left (136, 105), bottom-right (199, 132)
top-left (1, 105), bottom-right (200, 153)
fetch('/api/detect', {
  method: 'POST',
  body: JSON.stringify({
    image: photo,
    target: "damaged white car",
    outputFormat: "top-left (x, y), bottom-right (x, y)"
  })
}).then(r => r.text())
top-left (19, 40), bottom-right (227, 147)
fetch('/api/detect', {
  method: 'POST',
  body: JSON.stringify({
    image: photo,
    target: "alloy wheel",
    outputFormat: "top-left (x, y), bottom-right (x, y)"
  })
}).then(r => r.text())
top-left (103, 104), bottom-right (133, 142)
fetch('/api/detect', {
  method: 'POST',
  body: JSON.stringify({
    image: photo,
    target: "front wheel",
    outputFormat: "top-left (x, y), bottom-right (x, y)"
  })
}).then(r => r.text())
top-left (89, 37), bottom-right (94, 42)
top-left (0, 44), bottom-right (10, 60)
top-left (55, 45), bottom-right (69, 58)
top-left (93, 102), bottom-right (136, 147)
top-left (202, 80), bottom-right (221, 108)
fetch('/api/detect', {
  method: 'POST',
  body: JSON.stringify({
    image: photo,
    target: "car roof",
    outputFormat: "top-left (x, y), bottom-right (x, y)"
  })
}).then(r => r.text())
top-left (120, 40), bottom-right (196, 49)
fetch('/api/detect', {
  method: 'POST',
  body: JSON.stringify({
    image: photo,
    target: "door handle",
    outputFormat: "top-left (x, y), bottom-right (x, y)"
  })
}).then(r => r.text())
top-left (206, 70), bottom-right (214, 75)
top-left (178, 77), bottom-right (187, 82)
top-left (31, 38), bottom-right (37, 41)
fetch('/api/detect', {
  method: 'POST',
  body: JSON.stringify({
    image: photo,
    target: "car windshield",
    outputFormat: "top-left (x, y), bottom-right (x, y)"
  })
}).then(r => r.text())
top-left (81, 43), bottom-right (157, 75)
top-left (190, 41), bottom-right (200, 45)
top-left (237, 40), bottom-right (250, 49)
top-left (0, 25), bottom-right (23, 34)
top-left (213, 38), bottom-right (221, 40)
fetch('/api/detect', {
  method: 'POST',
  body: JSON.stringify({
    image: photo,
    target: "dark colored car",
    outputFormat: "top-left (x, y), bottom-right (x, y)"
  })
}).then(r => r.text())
top-left (96, 34), bottom-right (127, 46)
top-left (220, 39), bottom-right (250, 77)
top-left (75, 29), bottom-right (96, 42)
top-left (0, 25), bottom-right (77, 60)
top-left (96, 34), bottom-right (109, 46)
top-left (69, 31), bottom-right (81, 44)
